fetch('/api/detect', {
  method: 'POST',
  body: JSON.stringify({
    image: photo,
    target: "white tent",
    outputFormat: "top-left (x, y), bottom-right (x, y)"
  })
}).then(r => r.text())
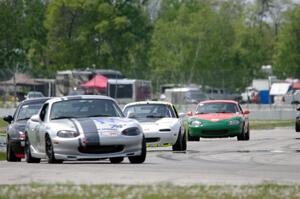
top-left (269, 83), bottom-right (291, 96)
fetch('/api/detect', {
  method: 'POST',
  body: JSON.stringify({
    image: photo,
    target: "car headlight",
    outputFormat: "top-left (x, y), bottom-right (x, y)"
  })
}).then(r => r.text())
top-left (122, 127), bottom-right (141, 136)
top-left (191, 120), bottom-right (202, 127)
top-left (57, 130), bottom-right (80, 138)
top-left (228, 120), bottom-right (240, 125)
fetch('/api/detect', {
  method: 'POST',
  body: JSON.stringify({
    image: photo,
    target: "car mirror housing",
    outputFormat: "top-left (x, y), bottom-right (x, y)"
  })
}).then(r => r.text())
top-left (3, 115), bottom-right (13, 123)
top-left (243, 109), bottom-right (250, 114)
top-left (178, 113), bottom-right (186, 118)
top-left (31, 114), bottom-right (41, 122)
top-left (186, 111), bottom-right (193, 116)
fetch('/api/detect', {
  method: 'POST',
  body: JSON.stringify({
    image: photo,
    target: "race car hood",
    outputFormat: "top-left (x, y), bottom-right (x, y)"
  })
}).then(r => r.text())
top-left (139, 118), bottom-right (178, 132)
top-left (194, 113), bottom-right (242, 122)
top-left (49, 117), bottom-right (139, 133)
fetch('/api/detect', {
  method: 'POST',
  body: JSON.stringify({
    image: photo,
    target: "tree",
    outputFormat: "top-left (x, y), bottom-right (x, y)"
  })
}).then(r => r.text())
top-left (44, 0), bottom-right (152, 78)
top-left (274, 5), bottom-right (300, 78)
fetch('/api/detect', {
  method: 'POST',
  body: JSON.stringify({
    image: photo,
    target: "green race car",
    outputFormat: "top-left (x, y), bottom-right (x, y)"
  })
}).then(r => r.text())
top-left (185, 100), bottom-right (250, 141)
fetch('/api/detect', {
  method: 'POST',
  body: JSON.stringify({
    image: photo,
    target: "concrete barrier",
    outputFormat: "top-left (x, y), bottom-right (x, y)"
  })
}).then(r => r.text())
top-left (0, 104), bottom-right (297, 121)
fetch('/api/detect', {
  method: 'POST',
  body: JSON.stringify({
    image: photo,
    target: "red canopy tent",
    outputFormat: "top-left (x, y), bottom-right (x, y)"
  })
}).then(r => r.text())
top-left (80, 74), bottom-right (108, 91)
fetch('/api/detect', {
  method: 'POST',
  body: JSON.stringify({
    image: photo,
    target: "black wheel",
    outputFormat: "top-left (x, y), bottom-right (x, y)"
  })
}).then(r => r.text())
top-left (188, 132), bottom-right (199, 141)
top-left (45, 135), bottom-right (63, 164)
top-left (244, 128), bottom-right (250, 140)
top-left (237, 128), bottom-right (246, 141)
top-left (109, 157), bottom-right (124, 164)
top-left (6, 139), bottom-right (21, 162)
top-left (172, 129), bottom-right (186, 151)
top-left (128, 136), bottom-right (146, 164)
top-left (296, 122), bottom-right (300, 132)
top-left (182, 131), bottom-right (187, 151)
top-left (25, 136), bottom-right (40, 163)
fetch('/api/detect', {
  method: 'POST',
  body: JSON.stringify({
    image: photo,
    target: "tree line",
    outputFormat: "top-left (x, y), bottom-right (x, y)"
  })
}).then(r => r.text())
top-left (0, 0), bottom-right (300, 92)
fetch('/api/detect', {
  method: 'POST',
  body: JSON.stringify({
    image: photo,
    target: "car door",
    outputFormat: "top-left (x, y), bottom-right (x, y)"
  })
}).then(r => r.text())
top-left (36, 103), bottom-right (49, 153)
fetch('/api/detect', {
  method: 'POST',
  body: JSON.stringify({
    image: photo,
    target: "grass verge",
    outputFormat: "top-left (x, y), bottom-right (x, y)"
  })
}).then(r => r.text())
top-left (0, 183), bottom-right (299, 199)
top-left (0, 151), bottom-right (5, 161)
top-left (0, 119), bottom-right (6, 129)
top-left (251, 120), bottom-right (294, 129)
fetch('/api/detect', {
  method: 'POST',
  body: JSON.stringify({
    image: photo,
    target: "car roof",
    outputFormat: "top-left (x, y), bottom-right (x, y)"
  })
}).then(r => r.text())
top-left (46, 95), bottom-right (118, 104)
top-left (124, 101), bottom-right (173, 108)
top-left (20, 97), bottom-right (52, 105)
top-left (199, 100), bottom-right (239, 104)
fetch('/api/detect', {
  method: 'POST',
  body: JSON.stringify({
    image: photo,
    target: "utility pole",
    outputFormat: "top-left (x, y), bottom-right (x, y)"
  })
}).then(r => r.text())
top-left (14, 63), bottom-right (18, 108)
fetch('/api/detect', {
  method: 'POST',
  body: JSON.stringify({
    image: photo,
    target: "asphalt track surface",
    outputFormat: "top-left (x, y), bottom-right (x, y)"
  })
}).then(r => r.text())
top-left (1, 127), bottom-right (300, 185)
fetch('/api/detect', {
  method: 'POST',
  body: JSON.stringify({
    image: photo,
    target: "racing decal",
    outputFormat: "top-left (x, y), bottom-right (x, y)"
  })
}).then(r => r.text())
top-left (93, 118), bottom-right (126, 131)
top-left (75, 118), bottom-right (100, 146)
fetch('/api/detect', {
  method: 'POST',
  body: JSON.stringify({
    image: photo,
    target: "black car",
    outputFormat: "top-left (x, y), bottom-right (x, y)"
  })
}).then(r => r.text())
top-left (3, 97), bottom-right (50, 162)
top-left (296, 106), bottom-right (300, 132)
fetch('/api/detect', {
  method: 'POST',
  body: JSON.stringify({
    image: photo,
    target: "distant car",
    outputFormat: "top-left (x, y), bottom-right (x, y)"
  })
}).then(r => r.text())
top-left (25, 91), bottom-right (44, 99)
top-left (123, 101), bottom-right (187, 151)
top-left (3, 97), bottom-right (51, 161)
top-left (25, 95), bottom-right (146, 164)
top-left (295, 106), bottom-right (300, 132)
top-left (185, 100), bottom-right (250, 141)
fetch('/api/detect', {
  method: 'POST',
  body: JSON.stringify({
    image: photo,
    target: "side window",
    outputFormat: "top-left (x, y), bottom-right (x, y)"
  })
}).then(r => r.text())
top-left (40, 104), bottom-right (49, 122)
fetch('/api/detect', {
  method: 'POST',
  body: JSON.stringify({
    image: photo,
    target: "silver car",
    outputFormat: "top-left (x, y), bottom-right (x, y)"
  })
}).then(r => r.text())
top-left (25, 95), bottom-right (146, 164)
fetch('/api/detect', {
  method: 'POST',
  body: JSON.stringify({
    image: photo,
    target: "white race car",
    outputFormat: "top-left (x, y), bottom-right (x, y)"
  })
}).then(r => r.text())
top-left (25, 95), bottom-right (146, 164)
top-left (123, 101), bottom-right (186, 151)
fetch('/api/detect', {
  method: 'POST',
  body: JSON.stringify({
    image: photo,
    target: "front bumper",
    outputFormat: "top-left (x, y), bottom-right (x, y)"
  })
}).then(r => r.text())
top-left (143, 131), bottom-right (178, 147)
top-left (51, 134), bottom-right (143, 161)
top-left (189, 123), bottom-right (243, 138)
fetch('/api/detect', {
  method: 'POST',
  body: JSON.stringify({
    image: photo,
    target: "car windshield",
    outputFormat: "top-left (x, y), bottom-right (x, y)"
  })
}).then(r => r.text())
top-left (196, 103), bottom-right (239, 114)
top-left (16, 103), bottom-right (44, 121)
top-left (123, 104), bottom-right (175, 121)
top-left (50, 99), bottom-right (123, 120)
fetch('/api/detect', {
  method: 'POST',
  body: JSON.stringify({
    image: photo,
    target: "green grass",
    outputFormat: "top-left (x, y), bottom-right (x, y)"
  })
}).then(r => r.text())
top-left (251, 120), bottom-right (294, 129)
top-left (0, 151), bottom-right (5, 161)
top-left (0, 119), bottom-right (6, 129)
top-left (0, 183), bottom-right (299, 199)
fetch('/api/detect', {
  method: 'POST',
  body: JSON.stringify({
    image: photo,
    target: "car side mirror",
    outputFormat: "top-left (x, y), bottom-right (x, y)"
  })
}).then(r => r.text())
top-left (186, 111), bottom-right (193, 116)
top-left (178, 113), bottom-right (186, 118)
top-left (243, 109), bottom-right (250, 114)
top-left (3, 115), bottom-right (13, 123)
top-left (126, 112), bottom-right (136, 118)
top-left (297, 106), bottom-right (300, 111)
top-left (31, 114), bottom-right (41, 122)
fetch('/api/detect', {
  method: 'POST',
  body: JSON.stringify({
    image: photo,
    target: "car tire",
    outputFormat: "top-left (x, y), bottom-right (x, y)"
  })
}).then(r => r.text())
top-left (129, 136), bottom-right (146, 164)
top-left (172, 129), bottom-right (186, 151)
top-left (45, 135), bottom-right (63, 164)
top-left (109, 157), bottom-right (124, 164)
top-left (25, 136), bottom-right (40, 163)
top-left (237, 127), bottom-right (247, 141)
top-left (244, 128), bottom-right (250, 141)
top-left (6, 139), bottom-right (21, 162)
top-left (296, 122), bottom-right (300, 132)
top-left (188, 132), bottom-right (199, 141)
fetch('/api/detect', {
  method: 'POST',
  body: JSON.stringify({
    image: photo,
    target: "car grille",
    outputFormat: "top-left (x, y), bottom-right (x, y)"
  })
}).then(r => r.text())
top-left (202, 130), bottom-right (228, 136)
top-left (145, 137), bottom-right (160, 143)
top-left (78, 145), bottom-right (124, 154)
